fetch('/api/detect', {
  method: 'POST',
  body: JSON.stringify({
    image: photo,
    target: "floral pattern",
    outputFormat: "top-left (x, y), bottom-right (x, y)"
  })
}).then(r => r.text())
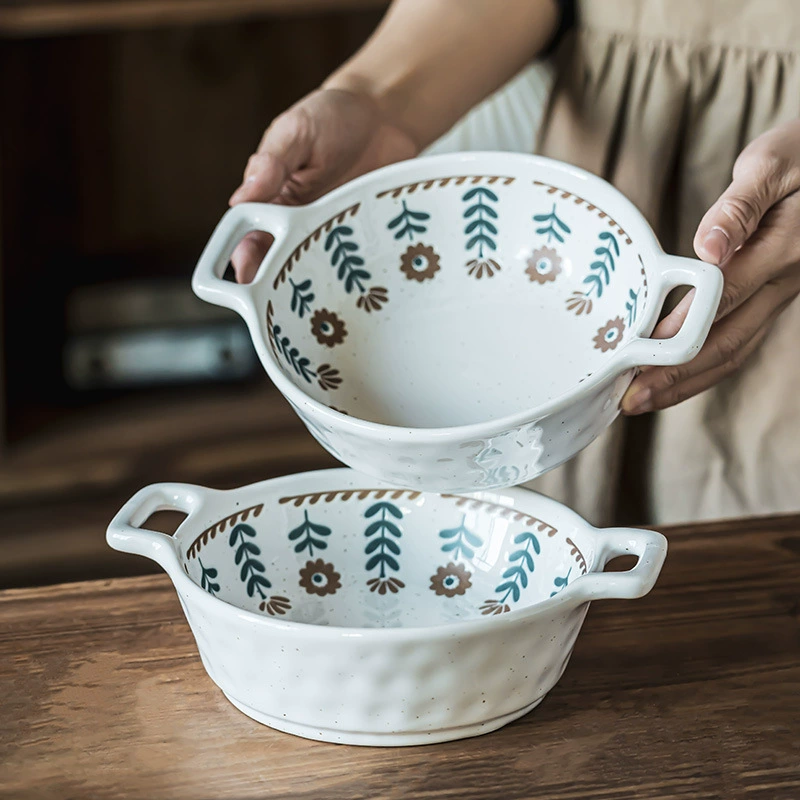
top-left (526, 246), bottom-right (562, 284)
top-left (265, 177), bottom-right (646, 416)
top-left (466, 258), bottom-right (501, 279)
top-left (356, 286), bottom-right (389, 312)
top-left (310, 308), bottom-right (347, 347)
top-left (400, 243), bottom-right (441, 282)
top-left (593, 317), bottom-right (625, 352)
top-left (430, 563), bottom-right (473, 597)
top-left (479, 598), bottom-right (510, 616)
top-left (260, 595), bottom-right (292, 615)
top-left (367, 576), bottom-right (405, 595)
top-left (316, 363), bottom-right (343, 391)
top-left (299, 559), bottom-right (342, 596)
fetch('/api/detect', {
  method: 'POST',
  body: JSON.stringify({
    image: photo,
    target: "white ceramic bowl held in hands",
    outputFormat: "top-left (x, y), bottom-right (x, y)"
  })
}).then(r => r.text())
top-left (107, 468), bottom-right (667, 746)
top-left (192, 153), bottom-right (723, 492)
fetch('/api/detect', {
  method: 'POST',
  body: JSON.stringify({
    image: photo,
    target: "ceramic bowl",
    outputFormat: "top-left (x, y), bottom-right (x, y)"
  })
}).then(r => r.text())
top-left (107, 468), bottom-right (667, 746)
top-left (192, 152), bottom-right (722, 492)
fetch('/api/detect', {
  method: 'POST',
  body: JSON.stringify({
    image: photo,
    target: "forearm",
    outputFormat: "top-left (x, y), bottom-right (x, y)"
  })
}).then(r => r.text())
top-left (324, 0), bottom-right (560, 150)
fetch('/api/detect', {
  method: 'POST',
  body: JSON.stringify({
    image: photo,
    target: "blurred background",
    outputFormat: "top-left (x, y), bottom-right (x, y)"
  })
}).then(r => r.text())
top-left (0, 0), bottom-right (389, 589)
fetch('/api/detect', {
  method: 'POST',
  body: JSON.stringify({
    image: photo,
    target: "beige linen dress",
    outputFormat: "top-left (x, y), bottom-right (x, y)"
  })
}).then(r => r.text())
top-left (525, 0), bottom-right (800, 525)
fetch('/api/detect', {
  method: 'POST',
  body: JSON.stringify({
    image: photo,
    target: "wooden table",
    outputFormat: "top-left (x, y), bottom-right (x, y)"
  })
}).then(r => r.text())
top-left (2, 515), bottom-right (799, 800)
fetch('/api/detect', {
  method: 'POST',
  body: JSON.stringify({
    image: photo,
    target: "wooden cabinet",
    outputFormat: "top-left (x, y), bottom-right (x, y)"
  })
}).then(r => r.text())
top-left (0, 0), bottom-right (386, 588)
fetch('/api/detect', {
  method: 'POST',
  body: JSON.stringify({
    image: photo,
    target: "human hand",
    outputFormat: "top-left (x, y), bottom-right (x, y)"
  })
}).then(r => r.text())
top-left (228, 88), bottom-right (418, 283)
top-left (622, 119), bottom-right (800, 414)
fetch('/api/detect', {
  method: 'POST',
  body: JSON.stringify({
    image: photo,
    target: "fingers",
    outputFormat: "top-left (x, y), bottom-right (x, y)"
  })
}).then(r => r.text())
top-left (622, 276), bottom-right (798, 414)
top-left (709, 191), bottom-right (800, 321)
top-left (230, 231), bottom-right (274, 285)
top-left (624, 322), bottom-right (772, 415)
top-left (229, 107), bottom-right (315, 205)
top-left (694, 125), bottom-right (800, 265)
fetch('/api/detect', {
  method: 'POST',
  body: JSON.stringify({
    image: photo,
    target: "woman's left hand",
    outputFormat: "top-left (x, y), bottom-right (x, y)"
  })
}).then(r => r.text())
top-left (622, 119), bottom-right (800, 415)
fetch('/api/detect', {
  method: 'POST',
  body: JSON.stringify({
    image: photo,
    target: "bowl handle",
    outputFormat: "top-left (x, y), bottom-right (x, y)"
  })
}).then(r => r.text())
top-left (616, 255), bottom-right (723, 370)
top-left (191, 202), bottom-right (294, 320)
top-left (568, 528), bottom-right (668, 603)
top-left (106, 483), bottom-right (211, 571)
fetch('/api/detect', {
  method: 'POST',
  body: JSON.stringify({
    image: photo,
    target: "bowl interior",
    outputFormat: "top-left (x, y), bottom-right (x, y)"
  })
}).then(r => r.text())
top-left (180, 484), bottom-right (595, 628)
top-left (259, 157), bottom-right (650, 427)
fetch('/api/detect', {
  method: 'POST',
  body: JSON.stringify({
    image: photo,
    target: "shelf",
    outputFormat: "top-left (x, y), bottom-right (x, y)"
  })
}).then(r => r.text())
top-left (0, 0), bottom-right (387, 37)
top-left (0, 379), bottom-right (341, 588)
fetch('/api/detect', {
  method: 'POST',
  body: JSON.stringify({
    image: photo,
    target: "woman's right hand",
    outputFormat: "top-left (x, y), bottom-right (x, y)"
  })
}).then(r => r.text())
top-left (228, 88), bottom-right (419, 283)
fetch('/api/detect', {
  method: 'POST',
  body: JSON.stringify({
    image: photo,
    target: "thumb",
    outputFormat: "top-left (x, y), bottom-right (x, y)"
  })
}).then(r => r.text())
top-left (693, 146), bottom-right (788, 266)
top-left (229, 107), bottom-right (314, 205)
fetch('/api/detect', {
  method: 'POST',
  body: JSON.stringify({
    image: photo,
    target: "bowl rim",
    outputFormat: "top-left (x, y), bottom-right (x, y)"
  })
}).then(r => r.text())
top-left (252, 151), bottom-right (666, 441)
top-left (168, 467), bottom-right (600, 640)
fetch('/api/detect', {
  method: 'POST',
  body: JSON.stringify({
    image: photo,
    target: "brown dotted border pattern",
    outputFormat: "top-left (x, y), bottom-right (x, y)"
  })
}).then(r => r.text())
top-left (441, 495), bottom-right (558, 537)
top-left (565, 536), bottom-right (588, 575)
top-left (376, 175), bottom-right (515, 199)
top-left (279, 488), bottom-right (422, 507)
top-left (186, 504), bottom-right (264, 560)
top-left (272, 202), bottom-right (361, 290)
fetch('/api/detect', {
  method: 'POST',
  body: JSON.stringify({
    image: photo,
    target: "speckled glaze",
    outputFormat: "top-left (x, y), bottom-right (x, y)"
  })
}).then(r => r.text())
top-left (107, 468), bottom-right (667, 746)
top-left (192, 152), bottom-right (722, 492)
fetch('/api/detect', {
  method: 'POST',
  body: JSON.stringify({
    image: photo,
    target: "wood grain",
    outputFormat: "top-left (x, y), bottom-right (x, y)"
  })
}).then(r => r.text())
top-left (0, 0), bottom-right (388, 37)
top-left (1, 515), bottom-right (798, 799)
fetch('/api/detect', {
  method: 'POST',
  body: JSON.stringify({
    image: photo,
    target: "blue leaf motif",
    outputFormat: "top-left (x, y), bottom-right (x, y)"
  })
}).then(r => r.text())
top-left (534, 203), bottom-right (571, 244)
top-left (324, 225), bottom-right (353, 250)
top-left (199, 559), bottom-right (220, 596)
top-left (438, 516), bottom-right (483, 562)
top-left (462, 186), bottom-right (500, 259)
top-left (229, 523), bottom-right (271, 600)
top-left (494, 581), bottom-right (521, 603)
top-left (365, 501), bottom-right (402, 518)
top-left (387, 200), bottom-right (430, 241)
top-left (599, 230), bottom-right (620, 255)
top-left (494, 530), bottom-right (540, 606)
top-left (462, 186), bottom-right (498, 202)
top-left (363, 501), bottom-right (404, 584)
top-left (510, 548), bottom-right (535, 571)
top-left (288, 510), bottom-right (332, 557)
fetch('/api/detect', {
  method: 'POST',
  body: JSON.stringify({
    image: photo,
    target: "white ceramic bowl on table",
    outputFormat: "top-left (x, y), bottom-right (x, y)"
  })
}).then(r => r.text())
top-left (192, 152), bottom-right (722, 492)
top-left (107, 468), bottom-right (667, 746)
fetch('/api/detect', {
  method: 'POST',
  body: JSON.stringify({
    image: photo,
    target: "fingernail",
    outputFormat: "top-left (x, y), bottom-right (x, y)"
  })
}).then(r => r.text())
top-left (621, 386), bottom-right (652, 415)
top-left (700, 227), bottom-right (731, 265)
top-left (229, 186), bottom-right (245, 204)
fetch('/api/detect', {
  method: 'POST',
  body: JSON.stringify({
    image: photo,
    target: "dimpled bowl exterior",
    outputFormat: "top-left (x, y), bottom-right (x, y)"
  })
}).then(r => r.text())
top-left (107, 468), bottom-right (667, 746)
top-left (193, 152), bottom-right (722, 492)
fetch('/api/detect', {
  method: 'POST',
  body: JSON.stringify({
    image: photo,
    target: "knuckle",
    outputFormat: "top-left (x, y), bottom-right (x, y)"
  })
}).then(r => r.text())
top-left (716, 279), bottom-right (747, 318)
top-left (719, 194), bottom-right (762, 235)
top-left (714, 328), bottom-right (745, 362)
top-left (757, 148), bottom-right (790, 181)
top-left (658, 366), bottom-right (684, 390)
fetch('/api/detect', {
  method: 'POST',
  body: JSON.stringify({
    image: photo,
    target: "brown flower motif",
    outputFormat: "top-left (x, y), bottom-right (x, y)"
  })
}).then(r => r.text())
top-left (593, 316), bottom-right (626, 352)
top-left (310, 308), bottom-right (347, 347)
top-left (526, 246), bottom-right (562, 284)
top-left (357, 286), bottom-right (389, 312)
top-left (260, 595), bottom-right (292, 616)
top-left (429, 562), bottom-right (473, 598)
top-left (566, 291), bottom-right (593, 316)
top-left (466, 258), bottom-right (501, 279)
top-left (366, 576), bottom-right (405, 595)
top-left (299, 559), bottom-right (342, 596)
top-left (317, 364), bottom-right (342, 392)
top-left (399, 243), bottom-right (441, 282)
top-left (480, 598), bottom-right (511, 616)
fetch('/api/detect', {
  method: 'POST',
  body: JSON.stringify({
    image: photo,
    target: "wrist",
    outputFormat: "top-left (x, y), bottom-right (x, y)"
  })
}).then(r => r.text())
top-left (322, 67), bottom-right (430, 154)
